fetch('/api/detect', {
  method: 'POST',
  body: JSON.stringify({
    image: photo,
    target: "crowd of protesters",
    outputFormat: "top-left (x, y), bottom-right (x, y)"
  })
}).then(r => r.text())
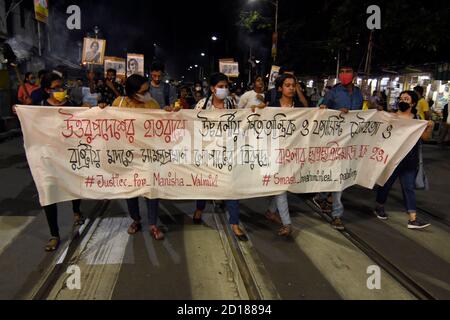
top-left (13, 61), bottom-right (440, 251)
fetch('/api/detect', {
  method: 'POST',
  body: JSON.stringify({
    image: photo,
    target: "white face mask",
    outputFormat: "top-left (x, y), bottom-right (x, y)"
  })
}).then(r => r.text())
top-left (215, 88), bottom-right (229, 100)
top-left (135, 92), bottom-right (153, 102)
top-left (195, 86), bottom-right (202, 91)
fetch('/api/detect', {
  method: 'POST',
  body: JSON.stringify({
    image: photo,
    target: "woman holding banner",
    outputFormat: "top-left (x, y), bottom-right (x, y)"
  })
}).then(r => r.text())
top-left (111, 74), bottom-right (165, 240)
top-left (253, 73), bottom-right (300, 237)
top-left (39, 72), bottom-right (86, 251)
top-left (194, 73), bottom-right (248, 242)
top-left (373, 91), bottom-right (434, 229)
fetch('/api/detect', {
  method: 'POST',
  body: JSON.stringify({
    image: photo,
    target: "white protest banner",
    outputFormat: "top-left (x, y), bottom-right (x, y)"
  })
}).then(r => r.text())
top-left (16, 106), bottom-right (427, 206)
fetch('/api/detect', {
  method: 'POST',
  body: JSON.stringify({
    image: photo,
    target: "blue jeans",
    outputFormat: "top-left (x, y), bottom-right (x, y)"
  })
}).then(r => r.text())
top-left (268, 192), bottom-right (292, 225)
top-left (127, 198), bottom-right (160, 225)
top-left (376, 167), bottom-right (417, 213)
top-left (317, 192), bottom-right (344, 218)
top-left (196, 200), bottom-right (240, 225)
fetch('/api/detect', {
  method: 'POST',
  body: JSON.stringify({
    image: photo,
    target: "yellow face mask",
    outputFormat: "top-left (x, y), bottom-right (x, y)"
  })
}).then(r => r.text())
top-left (52, 90), bottom-right (67, 102)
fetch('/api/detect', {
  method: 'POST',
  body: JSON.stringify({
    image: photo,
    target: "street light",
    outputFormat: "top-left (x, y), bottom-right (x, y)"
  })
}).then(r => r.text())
top-left (201, 52), bottom-right (206, 57)
top-left (211, 36), bottom-right (218, 41)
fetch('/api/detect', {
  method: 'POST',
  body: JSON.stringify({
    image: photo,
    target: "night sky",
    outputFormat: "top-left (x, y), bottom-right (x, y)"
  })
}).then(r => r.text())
top-left (56, 0), bottom-right (244, 79)
top-left (50, 0), bottom-right (448, 80)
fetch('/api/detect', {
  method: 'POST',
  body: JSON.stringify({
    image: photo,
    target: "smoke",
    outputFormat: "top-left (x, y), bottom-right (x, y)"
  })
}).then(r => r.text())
top-left (46, 5), bottom-right (82, 68)
top-left (5, 36), bottom-right (33, 61)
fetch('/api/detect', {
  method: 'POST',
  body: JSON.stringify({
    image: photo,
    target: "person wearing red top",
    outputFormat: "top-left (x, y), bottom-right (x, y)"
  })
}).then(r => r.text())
top-left (179, 86), bottom-right (194, 109)
top-left (18, 72), bottom-right (39, 105)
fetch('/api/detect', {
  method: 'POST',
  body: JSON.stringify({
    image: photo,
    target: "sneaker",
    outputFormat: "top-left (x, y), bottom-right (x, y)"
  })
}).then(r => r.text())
top-left (331, 218), bottom-right (345, 230)
top-left (312, 197), bottom-right (332, 214)
top-left (408, 219), bottom-right (431, 230)
top-left (374, 207), bottom-right (388, 220)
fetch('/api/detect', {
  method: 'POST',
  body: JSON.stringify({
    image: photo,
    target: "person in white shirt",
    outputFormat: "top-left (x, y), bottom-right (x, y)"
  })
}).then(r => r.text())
top-left (238, 75), bottom-right (266, 110)
top-left (193, 72), bottom-right (248, 241)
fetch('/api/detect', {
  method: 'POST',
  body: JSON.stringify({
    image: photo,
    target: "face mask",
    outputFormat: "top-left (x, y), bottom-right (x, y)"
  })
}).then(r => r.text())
top-left (339, 73), bottom-right (354, 86)
top-left (215, 88), bottom-right (229, 100)
top-left (52, 90), bottom-right (67, 102)
top-left (398, 102), bottom-right (411, 112)
top-left (29, 79), bottom-right (36, 85)
top-left (135, 92), bottom-right (153, 103)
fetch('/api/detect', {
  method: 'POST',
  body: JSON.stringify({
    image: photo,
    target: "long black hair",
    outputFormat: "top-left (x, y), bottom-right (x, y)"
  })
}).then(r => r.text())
top-left (399, 90), bottom-right (419, 115)
top-left (125, 74), bottom-right (147, 99)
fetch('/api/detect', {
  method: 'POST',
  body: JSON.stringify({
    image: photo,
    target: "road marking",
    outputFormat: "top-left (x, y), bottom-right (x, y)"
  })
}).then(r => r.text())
top-left (83, 218), bottom-right (130, 265)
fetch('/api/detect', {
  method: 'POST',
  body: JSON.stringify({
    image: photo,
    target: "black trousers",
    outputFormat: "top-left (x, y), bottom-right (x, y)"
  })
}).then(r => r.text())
top-left (43, 200), bottom-right (81, 238)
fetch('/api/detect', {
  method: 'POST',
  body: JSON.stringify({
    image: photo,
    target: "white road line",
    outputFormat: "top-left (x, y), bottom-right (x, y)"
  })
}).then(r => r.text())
top-left (82, 217), bottom-right (130, 265)
top-left (56, 247), bottom-right (68, 265)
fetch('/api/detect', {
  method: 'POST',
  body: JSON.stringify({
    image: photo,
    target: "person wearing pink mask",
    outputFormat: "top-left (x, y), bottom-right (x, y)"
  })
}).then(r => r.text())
top-left (313, 65), bottom-right (363, 231)
top-left (319, 66), bottom-right (363, 113)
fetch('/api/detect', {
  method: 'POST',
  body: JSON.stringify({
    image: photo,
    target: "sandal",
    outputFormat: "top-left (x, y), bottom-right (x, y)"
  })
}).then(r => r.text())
top-left (150, 226), bottom-right (165, 241)
top-left (127, 221), bottom-right (142, 235)
top-left (73, 213), bottom-right (85, 227)
top-left (278, 224), bottom-right (293, 237)
top-left (193, 210), bottom-right (203, 224)
top-left (45, 237), bottom-right (60, 252)
top-left (232, 224), bottom-right (248, 242)
top-left (265, 211), bottom-right (282, 225)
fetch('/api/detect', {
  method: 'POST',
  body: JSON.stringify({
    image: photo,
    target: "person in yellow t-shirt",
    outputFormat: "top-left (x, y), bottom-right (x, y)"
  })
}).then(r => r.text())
top-left (413, 86), bottom-right (430, 120)
top-left (111, 74), bottom-right (165, 240)
top-left (112, 74), bottom-right (160, 109)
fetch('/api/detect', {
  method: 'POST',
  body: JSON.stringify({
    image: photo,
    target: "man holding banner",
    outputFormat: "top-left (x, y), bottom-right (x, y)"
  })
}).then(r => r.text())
top-left (316, 65), bottom-right (364, 230)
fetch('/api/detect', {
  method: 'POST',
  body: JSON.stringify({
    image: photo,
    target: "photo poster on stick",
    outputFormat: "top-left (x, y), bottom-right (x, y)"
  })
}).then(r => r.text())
top-left (82, 37), bottom-right (106, 65)
top-left (219, 59), bottom-right (239, 78)
top-left (34, 0), bottom-right (49, 24)
top-left (268, 65), bottom-right (280, 90)
top-left (104, 57), bottom-right (126, 83)
top-left (127, 54), bottom-right (145, 77)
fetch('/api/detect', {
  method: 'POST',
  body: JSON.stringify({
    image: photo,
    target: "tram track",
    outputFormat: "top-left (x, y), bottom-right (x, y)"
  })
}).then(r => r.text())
top-left (388, 193), bottom-right (450, 228)
top-left (300, 195), bottom-right (437, 300)
top-left (211, 201), bottom-right (281, 300)
top-left (30, 200), bottom-right (110, 300)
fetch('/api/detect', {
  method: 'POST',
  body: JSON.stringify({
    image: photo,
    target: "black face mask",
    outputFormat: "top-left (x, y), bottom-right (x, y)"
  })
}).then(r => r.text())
top-left (398, 102), bottom-right (411, 112)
